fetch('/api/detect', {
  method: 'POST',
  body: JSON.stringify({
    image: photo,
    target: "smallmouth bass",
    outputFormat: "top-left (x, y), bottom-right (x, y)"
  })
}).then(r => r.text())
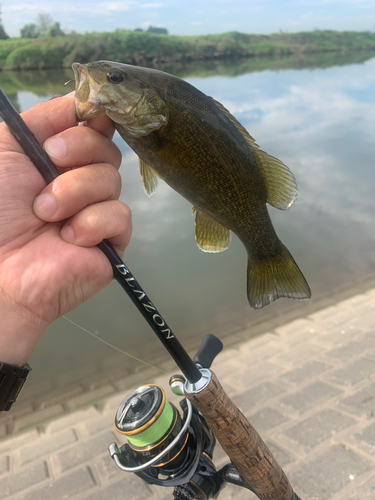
top-left (73, 61), bottom-right (311, 309)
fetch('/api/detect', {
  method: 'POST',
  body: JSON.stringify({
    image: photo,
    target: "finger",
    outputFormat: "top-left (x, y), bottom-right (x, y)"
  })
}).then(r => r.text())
top-left (43, 126), bottom-right (122, 171)
top-left (33, 163), bottom-right (122, 222)
top-left (86, 114), bottom-right (116, 139)
top-left (60, 200), bottom-right (132, 256)
top-left (1, 94), bottom-right (113, 155)
top-left (21, 95), bottom-right (77, 147)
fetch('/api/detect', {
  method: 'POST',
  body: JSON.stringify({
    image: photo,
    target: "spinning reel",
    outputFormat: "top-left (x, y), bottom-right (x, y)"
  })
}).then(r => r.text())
top-left (109, 335), bottom-right (253, 499)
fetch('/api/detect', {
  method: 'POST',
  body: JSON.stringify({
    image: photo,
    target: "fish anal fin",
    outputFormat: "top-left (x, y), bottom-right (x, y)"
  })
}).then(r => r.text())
top-left (209, 96), bottom-right (297, 210)
top-left (247, 244), bottom-right (311, 310)
top-left (139, 158), bottom-right (159, 197)
top-left (194, 208), bottom-right (231, 253)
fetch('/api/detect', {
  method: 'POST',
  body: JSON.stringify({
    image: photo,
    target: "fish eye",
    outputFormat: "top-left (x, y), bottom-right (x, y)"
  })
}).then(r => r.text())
top-left (107, 70), bottom-right (125, 84)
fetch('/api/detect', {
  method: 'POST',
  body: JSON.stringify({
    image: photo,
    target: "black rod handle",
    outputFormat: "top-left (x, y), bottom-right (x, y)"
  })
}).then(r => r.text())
top-left (0, 89), bottom-right (201, 384)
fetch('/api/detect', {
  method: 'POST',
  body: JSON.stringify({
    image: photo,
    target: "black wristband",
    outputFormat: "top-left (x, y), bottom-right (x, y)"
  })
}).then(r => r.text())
top-left (0, 361), bottom-right (31, 411)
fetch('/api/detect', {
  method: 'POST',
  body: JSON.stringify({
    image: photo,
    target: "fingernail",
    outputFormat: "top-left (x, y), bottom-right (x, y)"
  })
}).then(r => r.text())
top-left (60, 225), bottom-right (75, 243)
top-left (45, 137), bottom-right (67, 160)
top-left (34, 193), bottom-right (57, 218)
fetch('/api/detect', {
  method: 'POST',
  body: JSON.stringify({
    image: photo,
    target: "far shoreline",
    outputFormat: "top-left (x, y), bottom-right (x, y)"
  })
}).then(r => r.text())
top-left (0, 29), bottom-right (375, 72)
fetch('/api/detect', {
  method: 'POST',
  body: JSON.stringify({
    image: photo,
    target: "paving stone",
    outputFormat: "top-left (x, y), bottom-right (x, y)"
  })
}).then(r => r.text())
top-left (271, 342), bottom-right (324, 369)
top-left (21, 466), bottom-right (96, 500)
top-left (326, 341), bottom-right (371, 361)
top-left (225, 360), bottom-right (283, 390)
top-left (274, 318), bottom-right (313, 337)
top-left (92, 454), bottom-right (123, 484)
top-left (247, 407), bottom-right (290, 434)
top-left (19, 428), bottom-right (78, 465)
top-left (45, 406), bottom-right (100, 434)
top-left (355, 422), bottom-right (375, 448)
top-left (309, 305), bottom-right (341, 323)
top-left (283, 409), bottom-right (356, 449)
top-left (215, 359), bottom-right (248, 380)
top-left (84, 475), bottom-right (152, 500)
top-left (350, 474), bottom-right (375, 499)
top-left (240, 332), bottom-right (278, 351)
top-left (35, 385), bottom-right (84, 411)
top-left (340, 382), bottom-right (375, 417)
top-left (279, 381), bottom-right (342, 415)
top-left (362, 331), bottom-right (375, 345)
top-left (265, 440), bottom-right (295, 468)
top-left (66, 384), bottom-right (115, 411)
top-left (329, 358), bottom-right (375, 386)
top-left (0, 429), bottom-right (39, 455)
top-left (0, 460), bottom-right (49, 496)
top-left (0, 425), bottom-right (7, 440)
top-left (313, 328), bottom-right (361, 349)
top-left (0, 455), bottom-right (9, 476)
top-left (280, 360), bottom-right (332, 385)
top-left (289, 445), bottom-right (373, 499)
top-left (14, 404), bottom-right (65, 433)
top-left (84, 412), bottom-right (114, 436)
top-left (232, 382), bottom-right (285, 414)
top-left (55, 430), bottom-right (117, 472)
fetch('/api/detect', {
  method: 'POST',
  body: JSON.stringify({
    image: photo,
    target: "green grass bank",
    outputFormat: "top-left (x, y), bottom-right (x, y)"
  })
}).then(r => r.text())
top-left (1, 29), bottom-right (375, 71)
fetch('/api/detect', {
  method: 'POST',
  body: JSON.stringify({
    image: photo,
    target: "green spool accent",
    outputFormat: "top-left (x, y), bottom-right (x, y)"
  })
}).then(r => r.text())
top-left (127, 401), bottom-right (174, 448)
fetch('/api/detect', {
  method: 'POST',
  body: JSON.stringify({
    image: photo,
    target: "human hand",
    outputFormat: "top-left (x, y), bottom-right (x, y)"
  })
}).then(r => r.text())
top-left (0, 94), bottom-right (131, 366)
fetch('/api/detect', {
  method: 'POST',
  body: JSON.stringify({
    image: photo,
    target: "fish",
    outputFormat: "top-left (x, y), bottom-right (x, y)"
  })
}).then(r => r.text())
top-left (72, 60), bottom-right (311, 309)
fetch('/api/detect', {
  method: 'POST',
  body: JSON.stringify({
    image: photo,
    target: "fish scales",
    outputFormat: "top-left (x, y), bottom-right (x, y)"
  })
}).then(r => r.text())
top-left (73, 61), bottom-right (311, 309)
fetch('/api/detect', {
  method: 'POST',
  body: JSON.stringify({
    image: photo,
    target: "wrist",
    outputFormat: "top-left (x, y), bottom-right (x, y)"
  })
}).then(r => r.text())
top-left (0, 296), bottom-right (46, 367)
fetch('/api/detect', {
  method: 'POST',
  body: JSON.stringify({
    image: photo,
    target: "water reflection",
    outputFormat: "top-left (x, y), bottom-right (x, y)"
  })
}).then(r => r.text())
top-left (2, 53), bottom-right (375, 398)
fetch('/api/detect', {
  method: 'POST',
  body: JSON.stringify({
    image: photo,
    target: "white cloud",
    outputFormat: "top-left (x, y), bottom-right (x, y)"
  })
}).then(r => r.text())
top-left (140, 3), bottom-right (163, 8)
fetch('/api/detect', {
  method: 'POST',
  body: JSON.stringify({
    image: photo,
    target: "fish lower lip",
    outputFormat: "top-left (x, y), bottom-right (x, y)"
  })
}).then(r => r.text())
top-left (75, 99), bottom-right (104, 122)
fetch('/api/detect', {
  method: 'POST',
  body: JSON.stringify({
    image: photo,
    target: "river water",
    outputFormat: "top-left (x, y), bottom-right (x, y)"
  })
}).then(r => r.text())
top-left (2, 52), bottom-right (375, 397)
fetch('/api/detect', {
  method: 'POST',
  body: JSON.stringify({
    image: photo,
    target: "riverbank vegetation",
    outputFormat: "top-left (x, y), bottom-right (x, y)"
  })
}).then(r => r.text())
top-left (0, 29), bottom-right (375, 71)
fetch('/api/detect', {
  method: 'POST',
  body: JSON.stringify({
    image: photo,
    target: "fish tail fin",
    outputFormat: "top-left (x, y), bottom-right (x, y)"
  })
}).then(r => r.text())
top-left (247, 245), bottom-right (311, 310)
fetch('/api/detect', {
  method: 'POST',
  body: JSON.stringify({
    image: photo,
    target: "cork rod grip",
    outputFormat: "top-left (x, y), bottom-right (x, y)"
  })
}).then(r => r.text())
top-left (185, 371), bottom-right (294, 500)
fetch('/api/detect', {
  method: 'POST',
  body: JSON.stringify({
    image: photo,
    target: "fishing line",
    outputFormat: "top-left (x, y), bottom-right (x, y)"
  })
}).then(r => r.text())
top-left (63, 315), bottom-right (168, 374)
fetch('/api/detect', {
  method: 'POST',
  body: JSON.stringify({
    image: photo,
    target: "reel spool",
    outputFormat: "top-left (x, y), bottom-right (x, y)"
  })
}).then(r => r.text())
top-left (114, 384), bottom-right (188, 469)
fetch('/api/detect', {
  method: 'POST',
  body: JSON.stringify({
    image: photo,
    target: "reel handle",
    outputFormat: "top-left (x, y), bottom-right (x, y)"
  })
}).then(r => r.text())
top-left (185, 370), bottom-right (297, 500)
top-left (193, 334), bottom-right (223, 368)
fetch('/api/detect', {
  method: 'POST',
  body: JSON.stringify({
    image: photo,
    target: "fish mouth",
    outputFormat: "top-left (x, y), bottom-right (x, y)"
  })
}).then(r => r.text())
top-left (72, 62), bottom-right (105, 121)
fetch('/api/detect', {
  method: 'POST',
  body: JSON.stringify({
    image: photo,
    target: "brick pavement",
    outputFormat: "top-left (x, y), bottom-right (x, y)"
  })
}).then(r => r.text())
top-left (1, 288), bottom-right (375, 500)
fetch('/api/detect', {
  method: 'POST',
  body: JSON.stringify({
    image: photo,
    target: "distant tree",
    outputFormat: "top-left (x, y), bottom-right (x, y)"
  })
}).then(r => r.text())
top-left (20, 23), bottom-right (39, 38)
top-left (36, 13), bottom-right (53, 35)
top-left (42, 22), bottom-right (65, 37)
top-left (134, 28), bottom-right (143, 32)
top-left (0, 4), bottom-right (9, 39)
top-left (20, 14), bottom-right (64, 38)
top-left (147, 26), bottom-right (168, 35)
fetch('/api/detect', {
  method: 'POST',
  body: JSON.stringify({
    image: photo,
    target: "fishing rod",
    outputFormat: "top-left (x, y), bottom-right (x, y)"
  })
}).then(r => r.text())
top-left (0, 89), bottom-right (302, 500)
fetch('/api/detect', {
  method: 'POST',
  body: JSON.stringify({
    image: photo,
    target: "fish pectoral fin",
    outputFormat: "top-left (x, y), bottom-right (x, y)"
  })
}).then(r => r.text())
top-left (254, 150), bottom-right (297, 210)
top-left (209, 96), bottom-right (297, 210)
top-left (139, 158), bottom-right (159, 197)
top-left (194, 208), bottom-right (231, 253)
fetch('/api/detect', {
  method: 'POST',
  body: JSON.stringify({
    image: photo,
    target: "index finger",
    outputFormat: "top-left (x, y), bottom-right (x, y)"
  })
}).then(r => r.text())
top-left (1, 93), bottom-right (115, 155)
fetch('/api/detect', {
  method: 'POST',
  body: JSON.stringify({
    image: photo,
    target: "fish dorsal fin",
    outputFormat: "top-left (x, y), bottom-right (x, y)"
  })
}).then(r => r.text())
top-left (209, 97), bottom-right (297, 210)
top-left (139, 158), bottom-right (159, 197)
top-left (193, 207), bottom-right (231, 253)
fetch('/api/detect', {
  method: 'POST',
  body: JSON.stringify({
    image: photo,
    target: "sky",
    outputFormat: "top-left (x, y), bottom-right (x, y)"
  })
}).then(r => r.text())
top-left (1, 0), bottom-right (375, 38)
